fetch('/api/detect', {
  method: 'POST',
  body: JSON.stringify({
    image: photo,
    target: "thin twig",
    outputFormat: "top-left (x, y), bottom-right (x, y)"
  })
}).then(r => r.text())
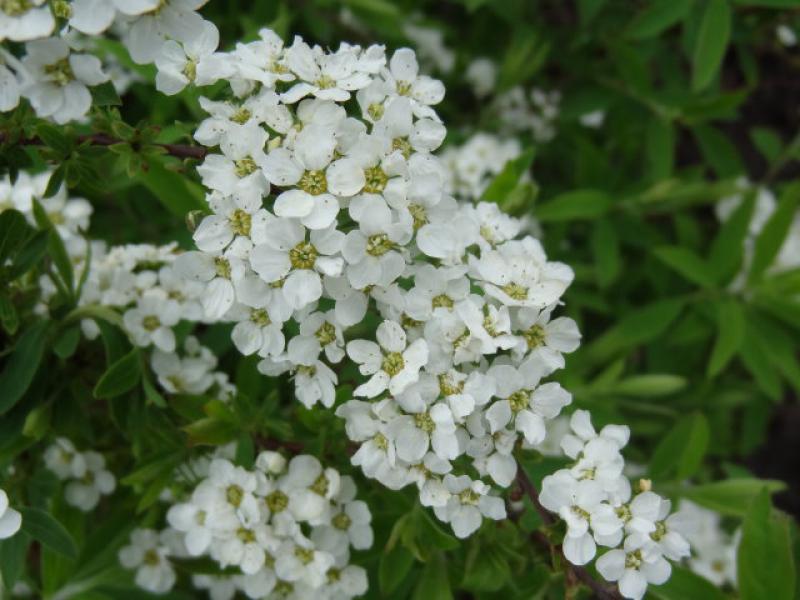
top-left (516, 461), bottom-right (623, 600)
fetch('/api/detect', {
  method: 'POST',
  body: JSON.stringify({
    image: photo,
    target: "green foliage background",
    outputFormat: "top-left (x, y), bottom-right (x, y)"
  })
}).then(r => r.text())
top-left (2, 0), bottom-right (800, 598)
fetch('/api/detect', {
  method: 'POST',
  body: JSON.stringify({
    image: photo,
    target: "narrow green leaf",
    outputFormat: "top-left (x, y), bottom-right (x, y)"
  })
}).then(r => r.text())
top-left (609, 374), bottom-right (687, 397)
top-left (676, 478), bottom-right (786, 517)
top-left (707, 299), bottom-right (744, 377)
top-left (692, 0), bottom-right (732, 91)
top-left (19, 507), bottom-right (78, 559)
top-left (653, 246), bottom-right (716, 287)
top-left (693, 125), bottom-right (743, 178)
top-left (8, 229), bottom-right (49, 280)
top-left (139, 159), bottom-right (206, 218)
top-left (738, 489), bottom-right (796, 600)
top-left (380, 544), bottom-right (415, 596)
top-left (627, 0), bottom-right (694, 39)
top-left (36, 123), bottom-right (72, 157)
top-left (645, 116), bottom-right (675, 181)
top-left (709, 189), bottom-right (755, 283)
top-left (650, 413), bottom-right (709, 480)
top-left (0, 321), bottom-right (50, 415)
top-left (142, 375), bottom-right (167, 408)
top-left (0, 532), bottom-right (29, 591)
top-left (481, 148), bottom-right (535, 208)
top-left (748, 182), bottom-right (800, 284)
top-left (740, 322), bottom-right (783, 400)
top-left (591, 218), bottom-right (620, 288)
top-left (587, 299), bottom-right (685, 362)
top-left (749, 127), bottom-right (783, 164)
top-left (93, 348), bottom-right (141, 399)
top-left (413, 554), bottom-right (453, 600)
top-left (90, 81), bottom-right (122, 107)
top-left (0, 209), bottom-right (29, 263)
top-left (536, 189), bottom-right (612, 222)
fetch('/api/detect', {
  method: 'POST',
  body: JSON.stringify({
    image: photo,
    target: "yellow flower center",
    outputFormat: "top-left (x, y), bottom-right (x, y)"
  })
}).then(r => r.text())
top-left (289, 241), bottom-right (318, 270)
top-left (363, 165), bottom-right (388, 194)
top-left (381, 351), bottom-right (405, 376)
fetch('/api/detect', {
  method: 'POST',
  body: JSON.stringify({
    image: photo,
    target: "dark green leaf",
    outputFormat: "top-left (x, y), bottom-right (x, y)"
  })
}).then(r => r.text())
top-left (90, 81), bottom-right (122, 107)
top-left (93, 349), bottom-right (141, 399)
top-left (536, 189), bottom-right (613, 222)
top-left (0, 532), bottom-right (29, 591)
top-left (591, 218), bottom-right (621, 288)
top-left (0, 321), bottom-right (50, 415)
top-left (650, 413), bottom-right (709, 480)
top-left (738, 489), bottom-right (796, 600)
top-left (19, 507), bottom-right (78, 559)
top-left (139, 159), bottom-right (206, 218)
top-left (653, 246), bottom-right (716, 287)
top-left (380, 544), bottom-right (415, 596)
top-left (0, 209), bottom-right (29, 263)
top-left (627, 0), bottom-right (693, 39)
top-left (748, 182), bottom-right (800, 284)
top-left (413, 554), bottom-right (453, 600)
top-left (692, 0), bottom-right (731, 91)
top-left (649, 565), bottom-right (727, 600)
top-left (707, 299), bottom-right (744, 377)
top-left (677, 478), bottom-right (786, 517)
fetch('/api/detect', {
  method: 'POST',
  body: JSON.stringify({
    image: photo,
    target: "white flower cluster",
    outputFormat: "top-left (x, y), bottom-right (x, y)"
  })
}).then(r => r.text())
top-left (0, 0), bottom-right (224, 122)
top-left (678, 500), bottom-right (740, 588)
top-left (0, 487), bottom-right (22, 540)
top-left (119, 453), bottom-right (373, 599)
top-left (540, 410), bottom-right (691, 600)
top-left (440, 132), bottom-right (524, 200)
top-left (495, 86), bottom-right (561, 143)
top-left (0, 170), bottom-right (91, 243)
top-left (43, 437), bottom-right (116, 511)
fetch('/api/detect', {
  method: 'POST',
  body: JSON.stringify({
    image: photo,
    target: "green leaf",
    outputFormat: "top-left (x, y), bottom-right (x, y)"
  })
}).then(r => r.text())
top-left (749, 127), bottom-right (783, 164)
top-left (497, 29), bottom-right (549, 91)
top-left (43, 164), bottom-right (66, 199)
top-left (32, 199), bottom-right (74, 295)
top-left (653, 246), bottom-right (716, 287)
top-left (19, 507), bottom-right (78, 559)
top-left (693, 125), bottom-right (743, 178)
top-left (380, 544), bottom-right (415, 596)
top-left (738, 489), bottom-right (796, 600)
top-left (650, 413), bottom-right (709, 480)
top-left (732, 0), bottom-right (800, 6)
top-left (412, 554), bottom-right (453, 600)
top-left (0, 321), bottom-right (50, 415)
top-left (708, 189), bottom-right (755, 283)
top-left (676, 478), bottom-right (786, 517)
top-left (462, 546), bottom-right (511, 592)
top-left (691, 0), bottom-right (731, 92)
top-left (53, 325), bottom-right (81, 359)
top-left (536, 189), bottom-right (613, 222)
top-left (645, 116), bottom-right (675, 181)
top-left (0, 209), bottom-right (29, 263)
top-left (8, 229), bottom-right (49, 280)
top-left (591, 218), bottom-right (621, 288)
top-left (481, 148), bottom-right (535, 209)
top-left (142, 375), bottom-right (167, 408)
top-left (649, 565), bottom-right (727, 600)
top-left (90, 81), bottom-right (122, 107)
top-left (608, 374), bottom-right (688, 397)
top-left (36, 123), bottom-right (72, 157)
top-left (627, 0), bottom-right (694, 39)
top-left (707, 299), bottom-right (744, 377)
top-left (139, 159), bottom-right (206, 218)
top-left (93, 349), bottom-right (142, 399)
top-left (183, 417), bottom-right (239, 446)
top-left (0, 532), bottom-right (29, 591)
top-left (740, 321), bottom-right (782, 400)
top-left (748, 182), bottom-right (800, 284)
top-left (586, 299), bottom-right (684, 362)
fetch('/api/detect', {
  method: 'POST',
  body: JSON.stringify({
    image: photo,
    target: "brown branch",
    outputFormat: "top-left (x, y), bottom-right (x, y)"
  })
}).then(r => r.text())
top-left (1, 132), bottom-right (208, 160)
top-left (515, 462), bottom-right (623, 600)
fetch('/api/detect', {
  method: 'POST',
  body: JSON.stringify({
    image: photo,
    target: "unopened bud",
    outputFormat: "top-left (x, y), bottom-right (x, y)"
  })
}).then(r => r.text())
top-left (638, 478), bottom-right (652, 493)
top-left (185, 210), bottom-right (206, 233)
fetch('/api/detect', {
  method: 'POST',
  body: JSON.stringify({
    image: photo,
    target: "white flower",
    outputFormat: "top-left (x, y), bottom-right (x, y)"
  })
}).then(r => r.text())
top-left (0, 489), bottom-right (21, 540)
top-left (250, 219), bottom-right (344, 311)
top-left (347, 320), bottom-right (428, 398)
top-left (513, 305), bottom-right (581, 371)
top-left (156, 21), bottom-right (233, 95)
top-left (64, 451), bottom-right (116, 511)
top-left (281, 37), bottom-right (374, 103)
top-left (67, 0), bottom-right (117, 35)
top-left (485, 367), bottom-right (571, 446)
top-left (123, 289), bottom-right (181, 352)
top-left (119, 529), bottom-right (177, 594)
top-left (229, 304), bottom-right (288, 358)
top-left (596, 535), bottom-right (672, 600)
top-left (433, 475), bottom-right (505, 538)
top-left (0, 0), bottom-right (54, 42)
top-left (22, 38), bottom-right (108, 124)
top-left (465, 58), bottom-right (496, 98)
top-left (44, 437), bottom-right (86, 480)
top-left (383, 48), bottom-right (445, 110)
top-left (274, 536), bottom-right (335, 588)
top-left (341, 202), bottom-right (411, 289)
top-left (119, 0), bottom-right (210, 65)
top-left (175, 249), bottom-right (246, 320)
top-left (0, 62), bottom-right (20, 112)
